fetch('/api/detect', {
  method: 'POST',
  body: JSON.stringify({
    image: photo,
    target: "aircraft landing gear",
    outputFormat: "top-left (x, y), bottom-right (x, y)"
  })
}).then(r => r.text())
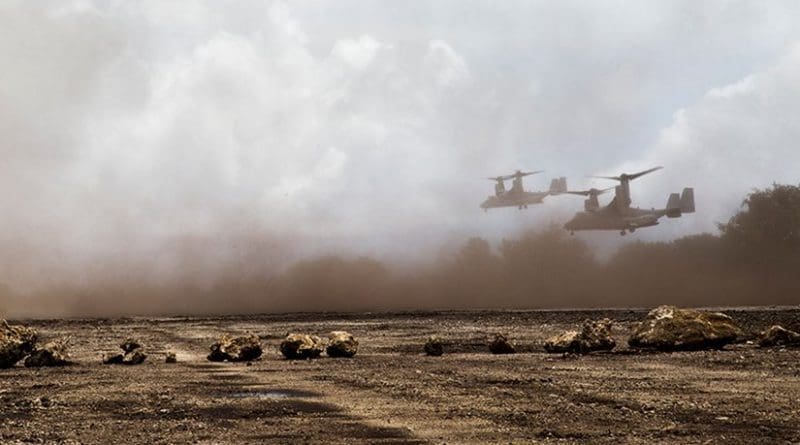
top-left (518, 205), bottom-right (523, 210)
top-left (620, 230), bottom-right (626, 236)
top-left (570, 230), bottom-right (575, 236)
top-left (629, 228), bottom-right (636, 233)
top-left (524, 205), bottom-right (528, 209)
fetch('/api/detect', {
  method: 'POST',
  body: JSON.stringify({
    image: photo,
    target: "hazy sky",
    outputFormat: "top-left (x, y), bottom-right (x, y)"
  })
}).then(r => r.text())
top-left (2, 1), bottom-right (800, 292)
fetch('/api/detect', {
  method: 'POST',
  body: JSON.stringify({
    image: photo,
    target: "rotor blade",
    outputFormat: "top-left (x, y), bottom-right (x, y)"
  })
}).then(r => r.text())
top-left (566, 186), bottom-right (614, 196)
top-left (591, 166), bottom-right (663, 182)
top-left (627, 166), bottom-right (663, 180)
top-left (590, 175), bottom-right (623, 181)
top-left (486, 177), bottom-right (504, 181)
top-left (501, 170), bottom-right (544, 180)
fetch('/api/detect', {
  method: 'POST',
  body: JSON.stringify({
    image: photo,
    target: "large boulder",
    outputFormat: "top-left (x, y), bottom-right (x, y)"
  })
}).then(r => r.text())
top-left (280, 333), bottom-right (324, 360)
top-left (628, 306), bottom-right (742, 351)
top-left (424, 335), bottom-right (444, 356)
top-left (102, 338), bottom-right (147, 365)
top-left (208, 334), bottom-right (262, 362)
top-left (544, 319), bottom-right (616, 354)
top-left (24, 340), bottom-right (70, 367)
top-left (759, 325), bottom-right (800, 347)
top-left (0, 320), bottom-right (38, 368)
top-left (488, 333), bottom-right (516, 354)
top-left (326, 331), bottom-right (358, 358)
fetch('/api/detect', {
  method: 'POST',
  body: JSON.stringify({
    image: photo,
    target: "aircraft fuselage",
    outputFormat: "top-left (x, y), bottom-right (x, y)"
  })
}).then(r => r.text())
top-left (563, 207), bottom-right (665, 233)
top-left (481, 190), bottom-right (549, 210)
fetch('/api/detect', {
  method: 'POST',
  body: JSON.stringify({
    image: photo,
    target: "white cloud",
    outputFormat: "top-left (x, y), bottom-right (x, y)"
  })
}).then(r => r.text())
top-left (1, 1), bottom-right (799, 291)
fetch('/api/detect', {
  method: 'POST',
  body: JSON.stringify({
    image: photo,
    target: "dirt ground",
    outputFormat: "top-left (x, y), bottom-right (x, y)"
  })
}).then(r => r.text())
top-left (2, 308), bottom-right (800, 444)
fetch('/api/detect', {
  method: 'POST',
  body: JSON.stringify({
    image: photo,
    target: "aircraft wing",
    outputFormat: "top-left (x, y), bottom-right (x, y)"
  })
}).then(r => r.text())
top-left (625, 214), bottom-right (660, 228)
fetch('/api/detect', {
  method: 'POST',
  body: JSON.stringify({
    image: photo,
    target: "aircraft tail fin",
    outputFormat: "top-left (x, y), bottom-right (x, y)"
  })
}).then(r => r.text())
top-left (666, 192), bottom-right (682, 218)
top-left (680, 187), bottom-right (695, 213)
top-left (549, 177), bottom-right (567, 194)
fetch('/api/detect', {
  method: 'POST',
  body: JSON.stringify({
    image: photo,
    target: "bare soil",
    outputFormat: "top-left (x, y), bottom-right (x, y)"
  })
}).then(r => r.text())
top-left (2, 308), bottom-right (799, 444)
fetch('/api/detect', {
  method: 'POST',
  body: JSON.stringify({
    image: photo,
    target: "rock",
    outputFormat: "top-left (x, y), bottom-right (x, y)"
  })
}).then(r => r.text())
top-left (120, 338), bottom-right (142, 353)
top-left (280, 333), bottom-right (324, 360)
top-left (326, 331), bottom-right (358, 358)
top-left (758, 325), bottom-right (800, 347)
top-left (165, 352), bottom-right (177, 363)
top-left (544, 319), bottom-right (616, 354)
top-left (24, 340), bottom-right (70, 367)
top-left (424, 336), bottom-right (444, 356)
top-left (102, 353), bottom-right (124, 365)
top-left (544, 330), bottom-right (581, 353)
top-left (207, 334), bottom-right (263, 362)
top-left (122, 349), bottom-right (147, 365)
top-left (102, 338), bottom-right (147, 365)
top-left (488, 333), bottom-right (516, 354)
top-left (628, 306), bottom-right (742, 351)
top-left (0, 319), bottom-right (38, 368)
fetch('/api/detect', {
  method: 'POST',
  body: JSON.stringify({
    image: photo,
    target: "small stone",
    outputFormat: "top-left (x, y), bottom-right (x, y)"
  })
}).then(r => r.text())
top-left (165, 352), bottom-right (177, 363)
top-left (122, 349), bottom-right (147, 365)
top-left (207, 334), bottom-right (262, 362)
top-left (102, 338), bottom-right (147, 365)
top-left (758, 325), bottom-right (800, 347)
top-left (102, 353), bottom-right (124, 365)
top-left (280, 333), bottom-right (324, 360)
top-left (488, 334), bottom-right (516, 354)
top-left (544, 319), bottom-right (616, 354)
top-left (424, 336), bottom-right (444, 356)
top-left (326, 331), bottom-right (358, 358)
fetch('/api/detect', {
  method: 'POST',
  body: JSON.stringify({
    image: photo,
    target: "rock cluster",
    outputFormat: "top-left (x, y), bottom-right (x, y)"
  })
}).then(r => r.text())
top-left (544, 318), bottom-right (616, 354)
top-left (424, 335), bottom-right (444, 356)
top-left (103, 338), bottom-right (148, 365)
top-left (326, 331), bottom-right (358, 358)
top-left (758, 325), bottom-right (800, 347)
top-left (207, 334), bottom-right (262, 362)
top-left (280, 333), bottom-right (324, 359)
top-left (0, 320), bottom-right (38, 368)
top-left (628, 306), bottom-right (742, 351)
top-left (488, 333), bottom-right (516, 354)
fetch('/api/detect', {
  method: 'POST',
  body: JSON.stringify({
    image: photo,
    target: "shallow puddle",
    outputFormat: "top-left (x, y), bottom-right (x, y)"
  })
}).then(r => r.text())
top-left (226, 389), bottom-right (319, 399)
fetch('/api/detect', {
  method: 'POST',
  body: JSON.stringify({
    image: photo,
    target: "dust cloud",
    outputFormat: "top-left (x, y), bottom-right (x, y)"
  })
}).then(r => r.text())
top-left (4, 184), bottom-right (799, 318)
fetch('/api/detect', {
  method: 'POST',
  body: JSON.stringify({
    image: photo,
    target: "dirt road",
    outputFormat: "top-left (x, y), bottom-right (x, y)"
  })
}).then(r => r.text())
top-left (2, 309), bottom-right (799, 444)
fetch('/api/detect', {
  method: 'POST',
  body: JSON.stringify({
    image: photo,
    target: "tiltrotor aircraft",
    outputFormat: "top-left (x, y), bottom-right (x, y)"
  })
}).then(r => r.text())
top-left (480, 170), bottom-right (567, 211)
top-left (563, 166), bottom-right (695, 235)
